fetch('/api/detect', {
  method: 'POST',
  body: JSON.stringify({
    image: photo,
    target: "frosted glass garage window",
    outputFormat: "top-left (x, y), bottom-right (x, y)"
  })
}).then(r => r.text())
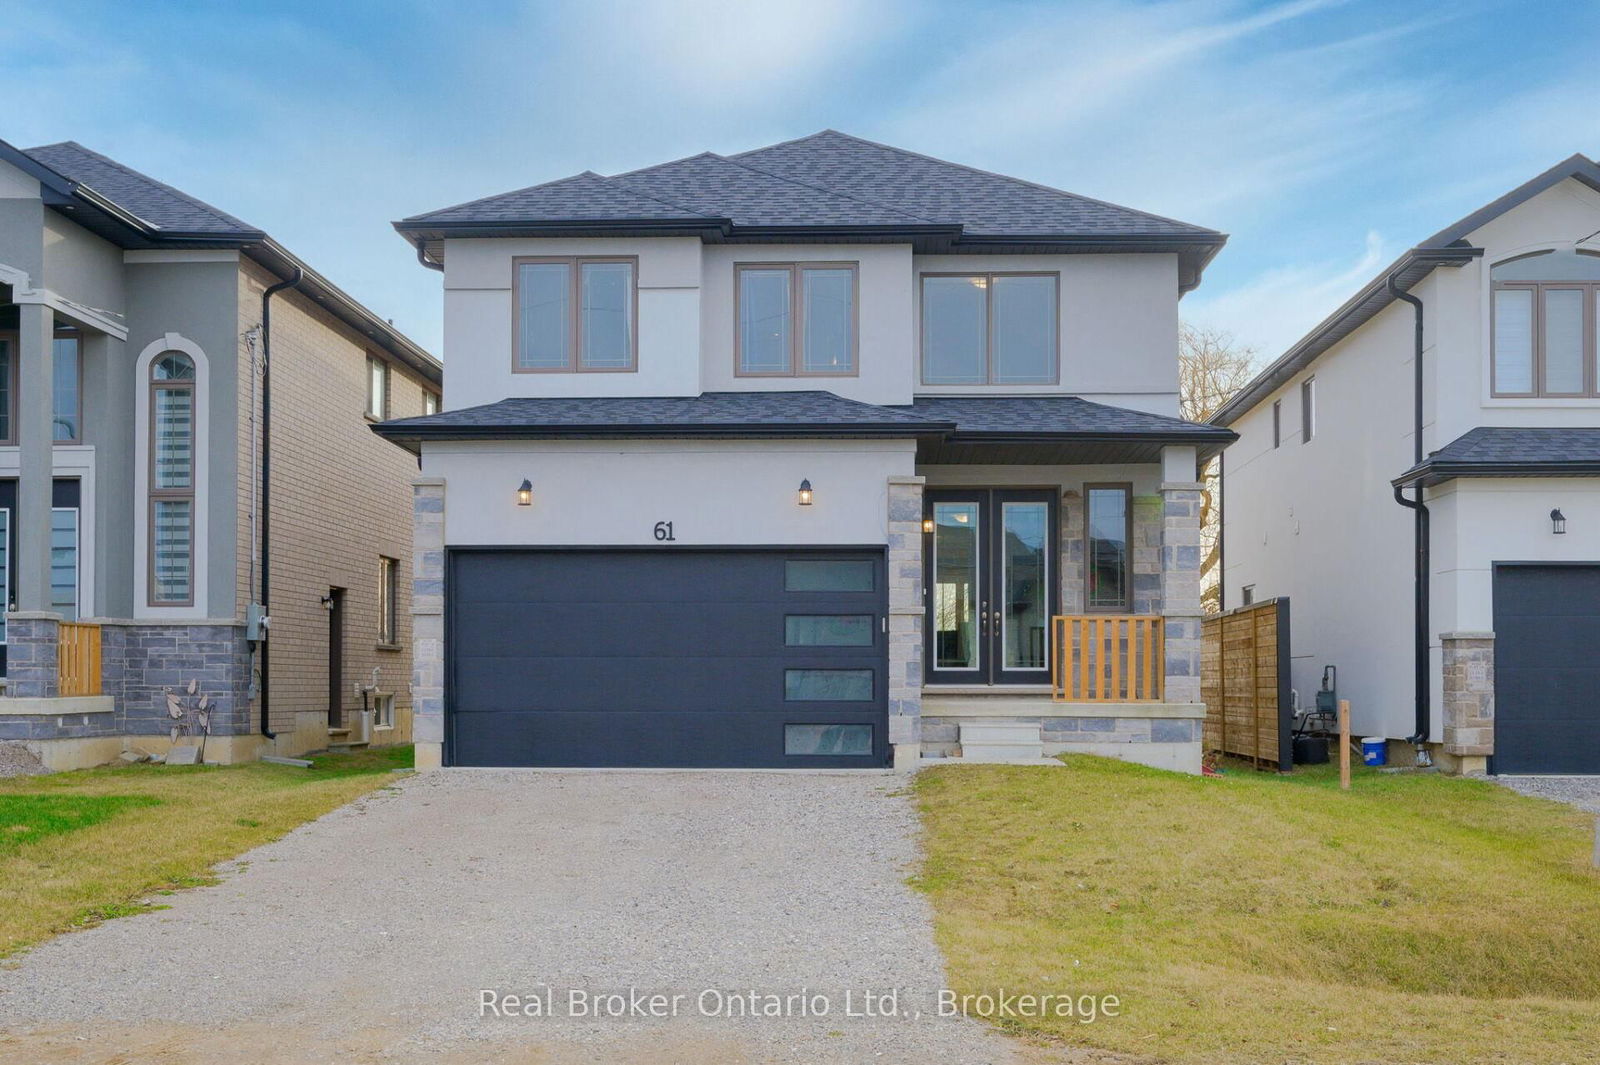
top-left (784, 669), bottom-right (873, 702)
top-left (785, 724), bottom-right (873, 756)
top-left (784, 559), bottom-right (874, 592)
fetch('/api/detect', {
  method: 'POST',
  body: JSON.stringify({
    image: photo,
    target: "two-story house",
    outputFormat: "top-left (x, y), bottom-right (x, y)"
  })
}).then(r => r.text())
top-left (1213, 154), bottom-right (1600, 775)
top-left (0, 136), bottom-right (442, 768)
top-left (376, 131), bottom-right (1233, 772)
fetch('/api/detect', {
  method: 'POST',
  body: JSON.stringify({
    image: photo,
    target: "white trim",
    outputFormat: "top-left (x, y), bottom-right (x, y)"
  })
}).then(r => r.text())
top-left (0, 259), bottom-right (128, 341)
top-left (0, 444), bottom-right (96, 619)
top-left (133, 333), bottom-right (209, 619)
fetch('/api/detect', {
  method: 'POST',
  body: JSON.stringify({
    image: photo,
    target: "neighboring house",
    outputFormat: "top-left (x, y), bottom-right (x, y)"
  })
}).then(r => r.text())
top-left (1213, 153), bottom-right (1600, 775)
top-left (0, 137), bottom-right (442, 768)
top-left (375, 130), bottom-right (1234, 772)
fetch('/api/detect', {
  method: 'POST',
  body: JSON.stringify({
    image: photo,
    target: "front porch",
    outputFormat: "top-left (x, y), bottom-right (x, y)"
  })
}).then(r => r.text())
top-left (883, 429), bottom-right (1212, 773)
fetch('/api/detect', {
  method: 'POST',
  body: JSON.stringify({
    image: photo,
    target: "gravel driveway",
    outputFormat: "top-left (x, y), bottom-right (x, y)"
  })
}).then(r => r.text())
top-left (1496, 775), bottom-right (1600, 814)
top-left (0, 770), bottom-right (1021, 1065)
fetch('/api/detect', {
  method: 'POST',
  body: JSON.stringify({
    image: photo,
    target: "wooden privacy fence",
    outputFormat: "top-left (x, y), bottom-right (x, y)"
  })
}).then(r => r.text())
top-left (57, 621), bottom-right (103, 697)
top-left (1051, 615), bottom-right (1164, 702)
top-left (1201, 598), bottom-right (1292, 770)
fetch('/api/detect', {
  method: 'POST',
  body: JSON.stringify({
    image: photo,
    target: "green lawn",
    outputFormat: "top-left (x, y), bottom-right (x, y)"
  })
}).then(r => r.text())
top-left (0, 745), bottom-right (410, 957)
top-left (914, 756), bottom-right (1600, 1064)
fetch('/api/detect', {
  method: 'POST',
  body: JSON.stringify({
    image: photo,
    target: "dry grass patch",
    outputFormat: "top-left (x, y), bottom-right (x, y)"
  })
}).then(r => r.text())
top-left (914, 755), bottom-right (1600, 1064)
top-left (0, 745), bottom-right (410, 957)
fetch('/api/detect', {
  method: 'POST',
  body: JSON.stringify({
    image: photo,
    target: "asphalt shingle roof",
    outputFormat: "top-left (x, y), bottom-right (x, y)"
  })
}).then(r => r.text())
top-left (896, 395), bottom-right (1236, 440)
top-left (399, 130), bottom-right (1218, 241)
top-left (375, 391), bottom-right (953, 439)
top-left (1394, 427), bottom-right (1600, 487)
top-left (25, 141), bottom-right (260, 236)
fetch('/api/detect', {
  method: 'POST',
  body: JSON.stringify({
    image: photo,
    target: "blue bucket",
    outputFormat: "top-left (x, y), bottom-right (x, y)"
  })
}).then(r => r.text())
top-left (1362, 737), bottom-right (1387, 767)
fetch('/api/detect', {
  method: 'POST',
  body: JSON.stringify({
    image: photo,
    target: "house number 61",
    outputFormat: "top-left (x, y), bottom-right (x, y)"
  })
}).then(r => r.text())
top-left (653, 521), bottom-right (676, 542)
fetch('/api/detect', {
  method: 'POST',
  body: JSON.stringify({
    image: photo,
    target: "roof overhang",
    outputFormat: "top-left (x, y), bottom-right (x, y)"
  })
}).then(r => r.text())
top-left (1211, 244), bottom-right (1481, 426)
top-left (1393, 459), bottom-right (1600, 490)
top-left (394, 218), bottom-right (1227, 287)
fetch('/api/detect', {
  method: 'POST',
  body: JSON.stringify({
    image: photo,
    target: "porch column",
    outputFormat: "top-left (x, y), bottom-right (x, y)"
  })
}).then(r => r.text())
top-left (16, 303), bottom-right (54, 612)
top-left (1440, 632), bottom-right (1494, 775)
top-left (411, 477), bottom-right (446, 771)
top-left (886, 475), bottom-right (925, 771)
top-left (1160, 464), bottom-right (1204, 706)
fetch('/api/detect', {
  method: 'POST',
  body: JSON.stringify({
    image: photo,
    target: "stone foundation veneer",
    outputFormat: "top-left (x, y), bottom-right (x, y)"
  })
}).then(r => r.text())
top-left (1441, 632), bottom-right (1494, 768)
top-left (411, 478), bottom-right (447, 770)
top-left (2, 613), bottom-right (61, 699)
top-left (1160, 483), bottom-right (1204, 705)
top-left (886, 475), bottom-right (925, 771)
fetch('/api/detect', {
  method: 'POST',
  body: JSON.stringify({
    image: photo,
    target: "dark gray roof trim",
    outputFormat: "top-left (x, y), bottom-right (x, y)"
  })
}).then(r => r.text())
top-left (1212, 153), bottom-right (1600, 428)
top-left (396, 131), bottom-right (1225, 288)
top-left (5, 138), bottom-right (440, 383)
top-left (1393, 426), bottom-right (1600, 488)
top-left (372, 391), bottom-right (1234, 458)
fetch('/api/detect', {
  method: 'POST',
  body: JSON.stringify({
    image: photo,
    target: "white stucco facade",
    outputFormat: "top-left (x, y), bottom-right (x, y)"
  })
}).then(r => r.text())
top-left (1219, 172), bottom-right (1600, 755)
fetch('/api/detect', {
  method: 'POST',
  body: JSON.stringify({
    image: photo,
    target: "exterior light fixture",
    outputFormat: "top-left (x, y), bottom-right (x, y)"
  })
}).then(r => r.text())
top-left (1551, 507), bottom-right (1566, 534)
top-left (797, 479), bottom-right (814, 506)
top-left (922, 517), bottom-right (935, 534)
top-left (517, 479), bottom-right (533, 507)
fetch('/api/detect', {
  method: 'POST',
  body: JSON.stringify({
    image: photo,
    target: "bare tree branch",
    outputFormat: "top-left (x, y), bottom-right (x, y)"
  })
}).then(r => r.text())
top-left (1178, 323), bottom-right (1257, 614)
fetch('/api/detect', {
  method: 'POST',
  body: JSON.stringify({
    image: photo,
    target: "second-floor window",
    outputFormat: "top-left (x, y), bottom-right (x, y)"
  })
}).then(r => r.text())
top-left (366, 355), bottom-right (389, 419)
top-left (1492, 249), bottom-right (1600, 397)
top-left (423, 390), bottom-right (440, 415)
top-left (515, 256), bottom-right (636, 372)
top-left (736, 263), bottom-right (857, 376)
top-left (921, 273), bottom-right (1058, 386)
top-left (378, 555), bottom-right (398, 645)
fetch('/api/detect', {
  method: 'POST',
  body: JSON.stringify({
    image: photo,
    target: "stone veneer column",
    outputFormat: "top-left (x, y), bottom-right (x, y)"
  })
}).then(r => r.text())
top-left (1441, 632), bottom-right (1494, 775)
top-left (1059, 491), bottom-right (1083, 613)
top-left (1, 613), bottom-right (61, 699)
top-left (1132, 493), bottom-right (1164, 616)
top-left (411, 478), bottom-right (446, 770)
top-left (1160, 482), bottom-right (1204, 705)
top-left (886, 475), bottom-right (925, 771)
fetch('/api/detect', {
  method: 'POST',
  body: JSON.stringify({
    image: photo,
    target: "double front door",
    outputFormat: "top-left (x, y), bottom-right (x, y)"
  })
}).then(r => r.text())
top-left (925, 489), bottom-right (1056, 685)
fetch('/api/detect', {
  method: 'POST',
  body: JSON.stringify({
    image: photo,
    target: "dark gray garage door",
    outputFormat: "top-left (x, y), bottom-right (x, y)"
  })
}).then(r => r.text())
top-left (1493, 564), bottom-right (1600, 775)
top-left (447, 549), bottom-right (889, 768)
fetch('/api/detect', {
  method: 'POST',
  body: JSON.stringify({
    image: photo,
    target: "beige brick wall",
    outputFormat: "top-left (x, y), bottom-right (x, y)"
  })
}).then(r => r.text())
top-left (235, 261), bottom-right (438, 751)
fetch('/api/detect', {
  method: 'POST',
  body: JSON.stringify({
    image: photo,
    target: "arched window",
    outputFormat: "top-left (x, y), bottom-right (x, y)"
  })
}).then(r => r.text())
top-left (150, 352), bottom-right (196, 604)
top-left (1492, 249), bottom-right (1600, 397)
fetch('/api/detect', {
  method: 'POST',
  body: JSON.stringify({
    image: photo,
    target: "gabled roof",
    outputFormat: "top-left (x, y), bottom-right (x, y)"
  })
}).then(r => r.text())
top-left (1211, 153), bottom-right (1600, 427)
top-left (1392, 427), bottom-right (1600, 488)
top-left (395, 130), bottom-right (1226, 289)
top-left (1, 135), bottom-right (440, 383)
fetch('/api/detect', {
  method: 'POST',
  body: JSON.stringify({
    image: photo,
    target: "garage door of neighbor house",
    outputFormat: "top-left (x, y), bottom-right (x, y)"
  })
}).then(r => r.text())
top-left (447, 549), bottom-right (889, 768)
top-left (1492, 564), bottom-right (1600, 775)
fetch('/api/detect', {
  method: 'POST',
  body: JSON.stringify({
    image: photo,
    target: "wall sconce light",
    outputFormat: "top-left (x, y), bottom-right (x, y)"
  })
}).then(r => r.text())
top-left (517, 478), bottom-right (533, 507)
top-left (922, 517), bottom-right (935, 534)
top-left (1551, 507), bottom-right (1566, 534)
top-left (797, 478), bottom-right (813, 506)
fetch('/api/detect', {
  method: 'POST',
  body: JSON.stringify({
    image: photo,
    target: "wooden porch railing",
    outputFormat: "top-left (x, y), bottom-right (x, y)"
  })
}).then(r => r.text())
top-left (1051, 615), bottom-right (1164, 702)
top-left (58, 621), bottom-right (103, 697)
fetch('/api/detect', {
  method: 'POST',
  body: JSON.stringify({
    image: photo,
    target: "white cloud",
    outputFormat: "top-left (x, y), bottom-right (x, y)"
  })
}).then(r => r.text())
top-left (1183, 230), bottom-right (1389, 360)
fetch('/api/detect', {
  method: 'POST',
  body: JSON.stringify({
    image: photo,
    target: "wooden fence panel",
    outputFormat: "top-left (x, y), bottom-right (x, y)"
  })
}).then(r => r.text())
top-left (1201, 598), bottom-right (1291, 770)
top-left (58, 621), bottom-right (103, 697)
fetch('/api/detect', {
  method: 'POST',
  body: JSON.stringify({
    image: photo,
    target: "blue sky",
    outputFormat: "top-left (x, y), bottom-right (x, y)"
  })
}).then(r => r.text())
top-left (5, 0), bottom-right (1598, 363)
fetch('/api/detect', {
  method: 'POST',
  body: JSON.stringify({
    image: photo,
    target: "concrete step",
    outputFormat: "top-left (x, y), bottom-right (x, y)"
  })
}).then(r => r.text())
top-left (960, 722), bottom-right (1044, 744)
top-left (961, 741), bottom-right (1046, 761)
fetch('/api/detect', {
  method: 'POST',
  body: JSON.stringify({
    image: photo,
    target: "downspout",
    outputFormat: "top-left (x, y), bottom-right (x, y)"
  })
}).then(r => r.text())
top-left (414, 238), bottom-right (444, 273)
top-left (1387, 273), bottom-right (1432, 758)
top-left (1217, 449), bottom-right (1226, 613)
top-left (257, 267), bottom-right (304, 740)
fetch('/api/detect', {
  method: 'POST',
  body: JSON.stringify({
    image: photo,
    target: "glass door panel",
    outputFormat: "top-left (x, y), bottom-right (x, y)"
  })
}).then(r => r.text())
top-left (1000, 501), bottom-right (1049, 674)
top-left (932, 501), bottom-right (981, 672)
top-left (926, 490), bottom-right (1056, 685)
